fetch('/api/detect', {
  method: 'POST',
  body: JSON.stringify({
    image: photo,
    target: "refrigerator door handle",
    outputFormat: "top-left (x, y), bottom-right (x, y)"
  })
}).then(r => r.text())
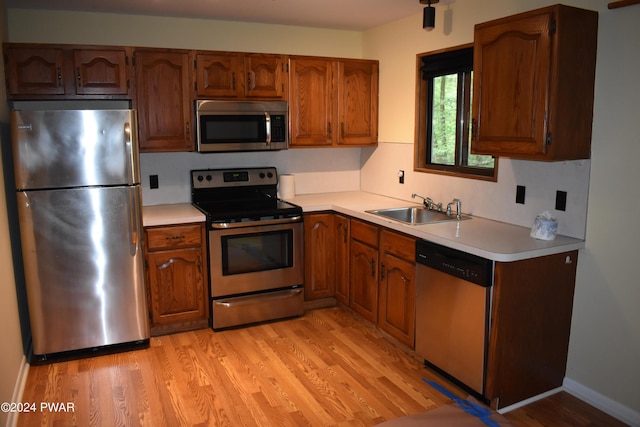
top-left (128, 188), bottom-right (140, 255)
top-left (124, 122), bottom-right (134, 185)
top-left (124, 116), bottom-right (141, 185)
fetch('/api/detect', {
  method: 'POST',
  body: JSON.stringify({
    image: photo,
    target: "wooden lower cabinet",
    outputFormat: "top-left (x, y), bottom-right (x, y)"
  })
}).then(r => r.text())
top-left (334, 215), bottom-right (350, 304)
top-left (378, 229), bottom-right (416, 348)
top-left (350, 238), bottom-right (379, 323)
top-left (349, 219), bottom-right (416, 348)
top-left (304, 215), bottom-right (416, 348)
top-left (144, 223), bottom-right (209, 335)
top-left (303, 213), bottom-right (350, 302)
top-left (304, 211), bottom-right (580, 389)
top-left (486, 250), bottom-right (578, 409)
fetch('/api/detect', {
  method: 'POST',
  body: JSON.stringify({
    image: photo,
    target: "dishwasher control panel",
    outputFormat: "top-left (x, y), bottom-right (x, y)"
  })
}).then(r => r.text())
top-left (416, 240), bottom-right (493, 287)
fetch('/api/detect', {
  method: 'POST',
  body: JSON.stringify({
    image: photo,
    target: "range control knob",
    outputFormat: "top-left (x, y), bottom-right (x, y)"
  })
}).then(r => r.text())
top-left (267, 172), bottom-right (274, 178)
top-left (197, 175), bottom-right (204, 182)
top-left (206, 174), bottom-right (212, 181)
top-left (259, 172), bottom-right (266, 179)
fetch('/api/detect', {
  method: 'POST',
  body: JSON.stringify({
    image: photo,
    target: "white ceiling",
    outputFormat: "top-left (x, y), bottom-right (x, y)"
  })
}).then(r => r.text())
top-left (5, 0), bottom-right (450, 31)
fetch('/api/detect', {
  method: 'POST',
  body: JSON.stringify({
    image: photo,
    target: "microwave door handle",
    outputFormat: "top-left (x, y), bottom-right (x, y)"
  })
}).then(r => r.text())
top-left (265, 112), bottom-right (271, 145)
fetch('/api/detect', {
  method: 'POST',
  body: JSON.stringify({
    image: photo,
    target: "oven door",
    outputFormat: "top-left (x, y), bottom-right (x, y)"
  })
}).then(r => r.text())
top-left (209, 220), bottom-right (303, 297)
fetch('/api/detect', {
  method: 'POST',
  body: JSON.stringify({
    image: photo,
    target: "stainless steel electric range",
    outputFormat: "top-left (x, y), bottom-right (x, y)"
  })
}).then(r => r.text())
top-left (191, 167), bottom-right (304, 330)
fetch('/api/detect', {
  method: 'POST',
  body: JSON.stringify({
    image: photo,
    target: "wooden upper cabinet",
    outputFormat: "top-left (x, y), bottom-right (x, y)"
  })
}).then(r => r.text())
top-left (3, 44), bottom-right (131, 98)
top-left (73, 49), bottom-right (129, 95)
top-left (289, 57), bottom-right (334, 146)
top-left (336, 60), bottom-right (378, 146)
top-left (195, 52), bottom-right (287, 100)
top-left (289, 56), bottom-right (378, 147)
top-left (134, 49), bottom-right (194, 152)
top-left (4, 46), bottom-right (65, 96)
top-left (244, 54), bottom-right (287, 99)
top-left (195, 52), bottom-right (243, 98)
top-left (471, 5), bottom-right (598, 160)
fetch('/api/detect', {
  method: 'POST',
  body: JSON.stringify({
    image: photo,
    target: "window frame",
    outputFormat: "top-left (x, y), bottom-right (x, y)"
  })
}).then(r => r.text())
top-left (414, 43), bottom-right (498, 181)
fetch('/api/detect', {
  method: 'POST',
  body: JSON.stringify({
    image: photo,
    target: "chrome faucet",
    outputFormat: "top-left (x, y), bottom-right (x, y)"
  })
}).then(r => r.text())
top-left (412, 193), bottom-right (434, 209)
top-left (446, 198), bottom-right (462, 219)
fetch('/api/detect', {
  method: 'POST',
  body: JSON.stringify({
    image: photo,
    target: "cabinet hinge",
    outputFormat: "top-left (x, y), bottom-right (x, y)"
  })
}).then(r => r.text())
top-left (132, 55), bottom-right (136, 66)
top-left (546, 132), bottom-right (552, 146)
top-left (550, 19), bottom-right (557, 36)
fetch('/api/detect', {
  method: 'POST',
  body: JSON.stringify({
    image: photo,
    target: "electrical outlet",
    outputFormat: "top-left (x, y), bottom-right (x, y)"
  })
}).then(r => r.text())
top-left (397, 170), bottom-right (405, 184)
top-left (150, 174), bottom-right (159, 189)
top-left (516, 185), bottom-right (526, 204)
top-left (556, 190), bottom-right (567, 211)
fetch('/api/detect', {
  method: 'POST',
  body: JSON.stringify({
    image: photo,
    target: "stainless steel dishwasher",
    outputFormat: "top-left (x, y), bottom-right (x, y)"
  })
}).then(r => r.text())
top-left (415, 240), bottom-right (493, 397)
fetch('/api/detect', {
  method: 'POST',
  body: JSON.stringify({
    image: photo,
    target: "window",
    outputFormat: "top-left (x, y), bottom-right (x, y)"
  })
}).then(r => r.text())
top-left (414, 44), bottom-right (497, 180)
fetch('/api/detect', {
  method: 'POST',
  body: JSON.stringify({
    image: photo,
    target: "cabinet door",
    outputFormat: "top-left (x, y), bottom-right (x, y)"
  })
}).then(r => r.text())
top-left (244, 54), bottom-right (287, 99)
top-left (334, 215), bottom-right (350, 305)
top-left (5, 47), bottom-right (65, 95)
top-left (337, 60), bottom-right (378, 146)
top-left (73, 49), bottom-right (129, 95)
top-left (350, 239), bottom-right (378, 323)
top-left (378, 252), bottom-right (415, 348)
top-left (195, 52), bottom-right (244, 98)
top-left (289, 57), bottom-right (335, 146)
top-left (472, 11), bottom-right (552, 157)
top-left (147, 247), bottom-right (207, 326)
top-left (304, 213), bottom-right (336, 300)
top-left (135, 50), bottom-right (193, 152)
top-left (486, 251), bottom-right (578, 409)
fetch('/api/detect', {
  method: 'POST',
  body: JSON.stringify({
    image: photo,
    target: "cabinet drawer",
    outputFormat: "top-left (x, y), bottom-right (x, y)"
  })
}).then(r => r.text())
top-left (350, 219), bottom-right (378, 247)
top-left (380, 229), bottom-right (416, 262)
top-left (146, 223), bottom-right (203, 251)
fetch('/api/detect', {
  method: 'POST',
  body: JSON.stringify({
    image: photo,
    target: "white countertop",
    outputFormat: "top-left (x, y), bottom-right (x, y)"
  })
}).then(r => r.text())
top-left (285, 191), bottom-right (585, 262)
top-left (142, 203), bottom-right (205, 227)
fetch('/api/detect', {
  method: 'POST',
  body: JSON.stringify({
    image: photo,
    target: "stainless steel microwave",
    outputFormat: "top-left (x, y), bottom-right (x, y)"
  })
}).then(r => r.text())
top-left (196, 100), bottom-right (288, 152)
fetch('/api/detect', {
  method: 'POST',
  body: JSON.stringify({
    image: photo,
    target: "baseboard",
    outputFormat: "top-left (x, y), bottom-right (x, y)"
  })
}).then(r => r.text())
top-left (6, 355), bottom-right (30, 427)
top-left (563, 377), bottom-right (640, 427)
top-left (496, 387), bottom-right (563, 414)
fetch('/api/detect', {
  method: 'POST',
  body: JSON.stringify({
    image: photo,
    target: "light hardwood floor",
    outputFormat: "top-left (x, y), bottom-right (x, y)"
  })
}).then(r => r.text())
top-left (16, 307), bottom-right (626, 427)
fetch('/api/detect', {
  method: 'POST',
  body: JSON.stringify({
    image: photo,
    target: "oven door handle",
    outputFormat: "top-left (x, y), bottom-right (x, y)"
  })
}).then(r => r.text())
top-left (214, 288), bottom-right (303, 307)
top-left (210, 215), bottom-right (302, 229)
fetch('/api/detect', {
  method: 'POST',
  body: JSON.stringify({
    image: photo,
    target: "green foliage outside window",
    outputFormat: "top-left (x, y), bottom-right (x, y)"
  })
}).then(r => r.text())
top-left (416, 45), bottom-right (496, 180)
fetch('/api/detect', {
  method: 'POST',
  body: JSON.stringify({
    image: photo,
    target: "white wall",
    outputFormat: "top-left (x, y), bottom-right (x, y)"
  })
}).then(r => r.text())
top-left (362, 0), bottom-right (640, 422)
top-left (0, 1), bottom-right (28, 426)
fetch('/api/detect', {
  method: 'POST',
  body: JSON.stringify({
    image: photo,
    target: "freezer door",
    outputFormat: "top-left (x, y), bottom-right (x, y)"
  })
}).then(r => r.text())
top-left (10, 109), bottom-right (139, 190)
top-left (17, 185), bottom-right (149, 355)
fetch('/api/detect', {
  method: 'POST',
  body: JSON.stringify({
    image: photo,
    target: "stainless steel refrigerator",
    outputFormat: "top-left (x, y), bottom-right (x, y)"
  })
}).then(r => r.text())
top-left (10, 109), bottom-right (149, 360)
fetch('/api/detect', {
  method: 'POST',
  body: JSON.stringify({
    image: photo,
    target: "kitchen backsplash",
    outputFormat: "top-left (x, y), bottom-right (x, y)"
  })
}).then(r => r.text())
top-left (140, 147), bottom-right (362, 205)
top-left (360, 142), bottom-right (589, 240)
top-left (141, 141), bottom-right (589, 240)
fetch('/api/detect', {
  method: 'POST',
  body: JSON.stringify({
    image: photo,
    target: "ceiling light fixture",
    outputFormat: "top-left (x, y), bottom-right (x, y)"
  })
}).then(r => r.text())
top-left (420, 0), bottom-right (439, 31)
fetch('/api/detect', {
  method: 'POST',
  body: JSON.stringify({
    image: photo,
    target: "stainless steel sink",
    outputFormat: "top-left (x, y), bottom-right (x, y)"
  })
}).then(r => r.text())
top-left (366, 206), bottom-right (468, 225)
